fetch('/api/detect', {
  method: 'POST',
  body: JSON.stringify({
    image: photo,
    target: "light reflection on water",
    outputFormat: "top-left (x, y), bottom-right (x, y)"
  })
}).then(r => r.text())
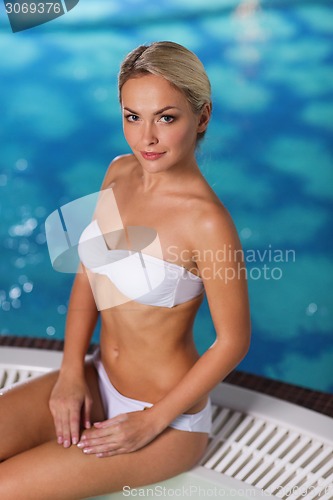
top-left (0, 1), bottom-right (332, 392)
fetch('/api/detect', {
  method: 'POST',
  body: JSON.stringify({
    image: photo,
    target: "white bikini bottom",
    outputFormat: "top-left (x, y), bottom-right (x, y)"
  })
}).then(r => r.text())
top-left (92, 351), bottom-right (212, 434)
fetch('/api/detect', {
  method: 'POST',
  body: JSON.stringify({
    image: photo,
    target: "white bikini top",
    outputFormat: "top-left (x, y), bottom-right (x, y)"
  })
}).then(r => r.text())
top-left (78, 220), bottom-right (204, 308)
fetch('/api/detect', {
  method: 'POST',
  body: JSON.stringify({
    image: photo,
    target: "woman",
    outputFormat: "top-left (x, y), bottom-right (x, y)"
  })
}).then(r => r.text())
top-left (0, 41), bottom-right (250, 498)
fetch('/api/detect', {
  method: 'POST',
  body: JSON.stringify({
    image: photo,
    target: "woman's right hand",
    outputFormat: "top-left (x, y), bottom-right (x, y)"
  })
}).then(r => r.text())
top-left (49, 372), bottom-right (93, 448)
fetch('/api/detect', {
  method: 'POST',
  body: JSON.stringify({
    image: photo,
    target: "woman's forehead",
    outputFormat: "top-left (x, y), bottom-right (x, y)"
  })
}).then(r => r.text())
top-left (121, 75), bottom-right (190, 111)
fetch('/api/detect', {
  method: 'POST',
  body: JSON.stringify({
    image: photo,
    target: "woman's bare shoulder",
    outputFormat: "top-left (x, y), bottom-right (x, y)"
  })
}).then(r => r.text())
top-left (100, 154), bottom-right (137, 189)
top-left (187, 187), bottom-right (239, 250)
top-left (187, 177), bottom-right (231, 223)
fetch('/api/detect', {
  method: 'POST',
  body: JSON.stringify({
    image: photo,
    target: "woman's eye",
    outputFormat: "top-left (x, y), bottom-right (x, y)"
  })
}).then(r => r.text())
top-left (125, 114), bottom-right (140, 122)
top-left (160, 115), bottom-right (174, 123)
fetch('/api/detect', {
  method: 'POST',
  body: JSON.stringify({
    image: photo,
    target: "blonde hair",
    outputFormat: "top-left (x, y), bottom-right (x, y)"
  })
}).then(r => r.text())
top-left (118, 41), bottom-right (212, 143)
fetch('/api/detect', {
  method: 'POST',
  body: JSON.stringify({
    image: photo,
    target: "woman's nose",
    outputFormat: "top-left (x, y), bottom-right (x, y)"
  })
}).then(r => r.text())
top-left (142, 122), bottom-right (158, 145)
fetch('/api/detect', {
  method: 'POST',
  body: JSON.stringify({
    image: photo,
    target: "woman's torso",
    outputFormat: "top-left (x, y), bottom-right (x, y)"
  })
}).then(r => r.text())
top-left (88, 155), bottom-right (220, 412)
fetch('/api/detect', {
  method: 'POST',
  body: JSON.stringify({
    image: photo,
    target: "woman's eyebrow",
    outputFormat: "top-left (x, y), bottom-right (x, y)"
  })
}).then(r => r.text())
top-left (123, 106), bottom-right (180, 115)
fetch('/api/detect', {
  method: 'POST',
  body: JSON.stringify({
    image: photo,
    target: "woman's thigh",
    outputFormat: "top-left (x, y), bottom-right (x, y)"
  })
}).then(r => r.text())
top-left (0, 361), bottom-right (105, 461)
top-left (0, 426), bottom-right (208, 500)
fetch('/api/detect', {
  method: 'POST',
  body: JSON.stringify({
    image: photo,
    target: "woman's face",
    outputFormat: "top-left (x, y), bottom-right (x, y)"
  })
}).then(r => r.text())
top-left (121, 74), bottom-right (207, 173)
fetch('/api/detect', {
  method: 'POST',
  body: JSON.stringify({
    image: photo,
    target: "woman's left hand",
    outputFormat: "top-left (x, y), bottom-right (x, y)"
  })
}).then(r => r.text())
top-left (77, 409), bottom-right (161, 457)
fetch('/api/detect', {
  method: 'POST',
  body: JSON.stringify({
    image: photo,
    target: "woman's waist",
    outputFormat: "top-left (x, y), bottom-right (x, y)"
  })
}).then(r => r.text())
top-left (93, 348), bottom-right (209, 415)
top-left (98, 339), bottom-right (199, 403)
top-left (100, 311), bottom-right (197, 354)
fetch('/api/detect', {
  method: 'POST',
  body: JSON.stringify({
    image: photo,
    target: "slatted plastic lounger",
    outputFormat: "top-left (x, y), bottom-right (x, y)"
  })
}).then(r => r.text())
top-left (1, 346), bottom-right (332, 500)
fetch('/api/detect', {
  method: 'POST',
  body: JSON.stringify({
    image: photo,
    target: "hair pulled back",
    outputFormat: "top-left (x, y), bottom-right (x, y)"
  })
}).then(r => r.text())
top-left (118, 41), bottom-right (212, 143)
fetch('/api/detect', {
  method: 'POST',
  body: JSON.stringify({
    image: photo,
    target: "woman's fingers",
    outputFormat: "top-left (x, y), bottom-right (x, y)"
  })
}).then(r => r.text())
top-left (78, 435), bottom-right (116, 450)
top-left (94, 414), bottom-right (127, 428)
top-left (51, 401), bottom-right (82, 447)
top-left (77, 413), bottom-right (144, 456)
top-left (49, 376), bottom-right (93, 447)
top-left (83, 395), bottom-right (92, 429)
top-left (53, 412), bottom-right (64, 445)
top-left (78, 435), bottom-right (121, 456)
top-left (61, 408), bottom-right (72, 448)
top-left (77, 423), bottom-right (121, 453)
top-left (69, 402), bottom-right (82, 445)
top-left (77, 411), bottom-right (157, 457)
top-left (83, 425), bottom-right (118, 441)
top-left (49, 401), bottom-right (65, 445)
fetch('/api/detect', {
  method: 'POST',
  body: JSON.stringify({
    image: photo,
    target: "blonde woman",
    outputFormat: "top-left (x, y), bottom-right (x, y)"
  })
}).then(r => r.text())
top-left (0, 41), bottom-right (250, 499)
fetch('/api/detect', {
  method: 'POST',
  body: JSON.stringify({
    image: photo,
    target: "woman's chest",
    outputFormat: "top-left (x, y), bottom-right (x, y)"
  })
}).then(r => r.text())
top-left (95, 184), bottom-right (194, 267)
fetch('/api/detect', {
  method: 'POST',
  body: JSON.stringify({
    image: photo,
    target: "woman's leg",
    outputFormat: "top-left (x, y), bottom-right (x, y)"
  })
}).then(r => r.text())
top-left (0, 425), bottom-right (208, 499)
top-left (0, 361), bottom-right (105, 461)
top-left (0, 360), bottom-right (208, 499)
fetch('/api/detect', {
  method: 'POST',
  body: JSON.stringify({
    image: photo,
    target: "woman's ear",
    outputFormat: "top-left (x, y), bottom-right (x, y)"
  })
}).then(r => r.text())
top-left (197, 103), bottom-right (212, 133)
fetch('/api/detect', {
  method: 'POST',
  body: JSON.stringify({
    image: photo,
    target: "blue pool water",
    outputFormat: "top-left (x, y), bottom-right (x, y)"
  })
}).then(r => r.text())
top-left (0, 0), bottom-right (332, 392)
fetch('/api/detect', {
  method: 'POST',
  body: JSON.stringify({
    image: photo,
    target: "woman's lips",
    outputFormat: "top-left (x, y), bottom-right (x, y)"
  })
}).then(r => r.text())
top-left (140, 151), bottom-right (165, 161)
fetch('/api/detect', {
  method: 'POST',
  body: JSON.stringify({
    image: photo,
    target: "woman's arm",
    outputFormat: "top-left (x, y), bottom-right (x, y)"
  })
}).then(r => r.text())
top-left (49, 266), bottom-right (99, 447)
top-left (148, 204), bottom-right (251, 431)
top-left (49, 156), bottom-right (122, 447)
top-left (55, 154), bottom-right (123, 375)
top-left (60, 268), bottom-right (99, 374)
